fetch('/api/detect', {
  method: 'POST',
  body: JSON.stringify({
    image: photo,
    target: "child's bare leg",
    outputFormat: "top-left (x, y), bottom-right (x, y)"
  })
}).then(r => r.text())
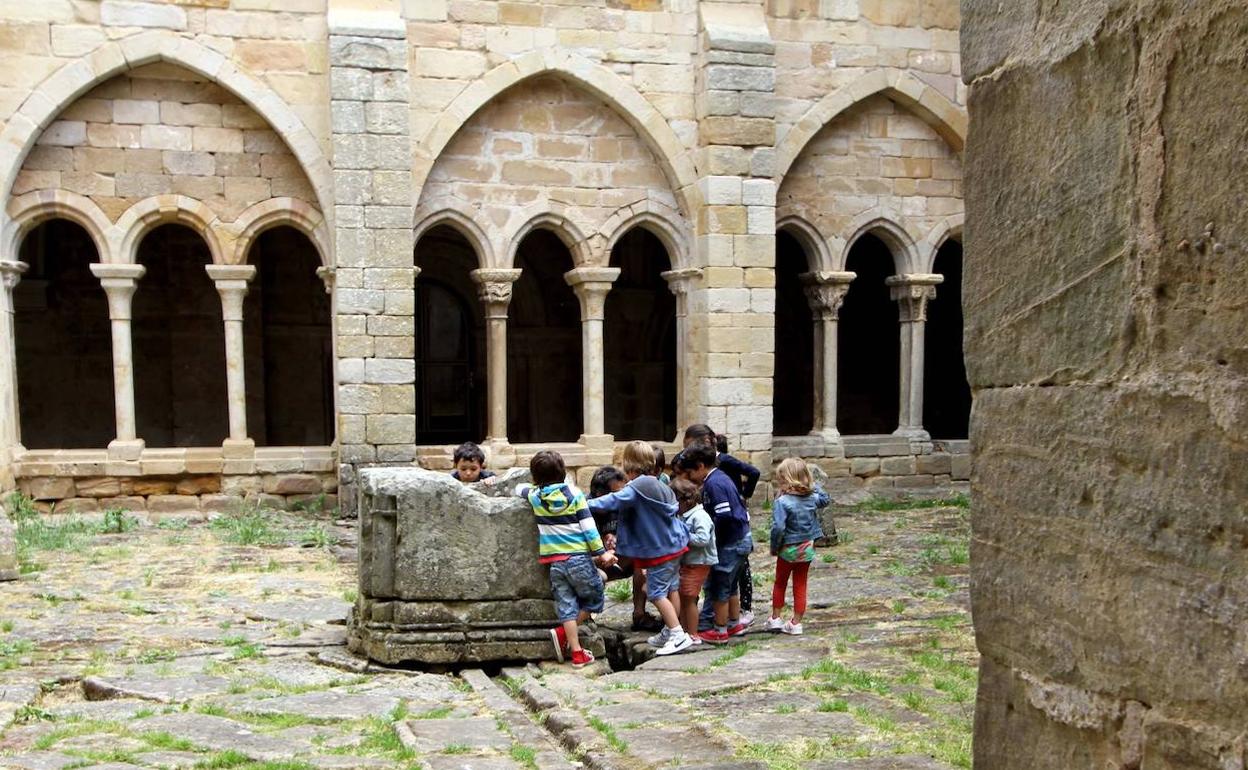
top-left (729, 594), bottom-right (742, 622)
top-left (680, 595), bottom-right (699, 634)
top-left (652, 593), bottom-right (681, 630)
top-left (563, 619), bottom-right (581, 653)
top-left (632, 570), bottom-right (647, 618)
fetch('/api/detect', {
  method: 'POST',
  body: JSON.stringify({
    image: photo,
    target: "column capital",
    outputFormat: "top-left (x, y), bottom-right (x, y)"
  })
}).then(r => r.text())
top-left (0, 261), bottom-right (28, 291)
top-left (471, 268), bottom-right (522, 316)
top-left (660, 267), bottom-right (702, 295)
top-left (90, 263), bottom-right (146, 283)
top-left (801, 271), bottom-right (855, 320)
top-left (564, 266), bottom-right (620, 321)
top-left (205, 264), bottom-right (258, 287)
top-left (316, 265), bottom-right (336, 295)
top-left (886, 273), bottom-right (942, 322)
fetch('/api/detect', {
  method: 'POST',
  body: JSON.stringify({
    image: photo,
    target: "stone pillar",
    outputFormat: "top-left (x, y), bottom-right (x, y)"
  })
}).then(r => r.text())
top-left (471, 269), bottom-right (520, 463)
top-left (89, 264), bottom-right (146, 460)
top-left (661, 268), bottom-right (703, 437)
top-left (329, 5), bottom-right (416, 467)
top-left (206, 265), bottom-right (257, 454)
top-left (801, 271), bottom-right (854, 441)
top-left (692, 3), bottom-right (777, 463)
top-left (0, 261), bottom-right (28, 481)
top-left (887, 275), bottom-right (942, 440)
top-left (565, 267), bottom-right (621, 447)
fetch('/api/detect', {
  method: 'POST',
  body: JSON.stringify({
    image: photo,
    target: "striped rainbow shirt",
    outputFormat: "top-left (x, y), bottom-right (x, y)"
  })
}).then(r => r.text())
top-left (518, 483), bottom-right (606, 564)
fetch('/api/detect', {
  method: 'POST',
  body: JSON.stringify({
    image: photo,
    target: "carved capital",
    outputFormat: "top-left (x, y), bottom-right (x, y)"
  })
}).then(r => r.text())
top-left (660, 267), bottom-right (702, 297)
top-left (471, 268), bottom-right (522, 314)
top-left (886, 274), bottom-right (943, 323)
top-left (0, 261), bottom-right (28, 292)
top-left (316, 266), bottom-right (336, 295)
top-left (800, 271), bottom-right (855, 320)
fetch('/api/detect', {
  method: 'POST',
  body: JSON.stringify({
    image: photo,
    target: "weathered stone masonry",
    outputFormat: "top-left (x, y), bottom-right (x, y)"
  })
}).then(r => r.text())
top-left (0, 0), bottom-right (968, 513)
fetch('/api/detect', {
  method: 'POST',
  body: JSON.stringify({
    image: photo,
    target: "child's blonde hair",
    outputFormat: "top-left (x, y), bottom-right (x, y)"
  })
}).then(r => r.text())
top-left (621, 440), bottom-right (657, 477)
top-left (775, 457), bottom-right (814, 496)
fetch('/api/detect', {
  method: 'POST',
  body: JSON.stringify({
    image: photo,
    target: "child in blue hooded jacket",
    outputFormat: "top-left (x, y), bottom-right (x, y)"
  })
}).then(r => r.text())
top-left (588, 441), bottom-right (692, 656)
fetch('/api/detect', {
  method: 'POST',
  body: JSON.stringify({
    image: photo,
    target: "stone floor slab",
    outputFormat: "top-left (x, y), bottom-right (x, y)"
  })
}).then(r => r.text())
top-left (129, 752), bottom-right (202, 769)
top-left (0, 753), bottom-right (81, 770)
top-left (82, 674), bottom-right (231, 704)
top-left (614, 726), bottom-right (735, 766)
top-left (243, 599), bottom-right (350, 625)
top-left (720, 711), bottom-right (865, 744)
top-left (130, 713), bottom-right (308, 760)
top-left (400, 717), bottom-right (513, 752)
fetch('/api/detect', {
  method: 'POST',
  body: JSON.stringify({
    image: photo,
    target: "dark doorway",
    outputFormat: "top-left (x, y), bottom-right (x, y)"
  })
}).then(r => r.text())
top-left (773, 230), bottom-right (815, 436)
top-left (838, 233), bottom-right (900, 435)
top-left (133, 224), bottom-right (229, 447)
top-left (508, 230), bottom-right (581, 443)
top-left (924, 239), bottom-right (971, 440)
top-left (413, 225), bottom-right (486, 444)
top-left (14, 219), bottom-right (115, 448)
top-left (605, 228), bottom-right (675, 440)
top-left (243, 226), bottom-right (333, 446)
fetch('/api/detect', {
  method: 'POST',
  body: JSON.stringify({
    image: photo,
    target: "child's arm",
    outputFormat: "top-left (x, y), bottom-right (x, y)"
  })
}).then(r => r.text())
top-left (686, 512), bottom-right (713, 549)
top-left (577, 508), bottom-right (607, 556)
top-left (740, 459), bottom-right (761, 500)
top-left (812, 485), bottom-right (830, 508)
top-left (515, 483), bottom-right (533, 499)
top-left (769, 498), bottom-right (789, 555)
top-left (585, 485), bottom-right (638, 515)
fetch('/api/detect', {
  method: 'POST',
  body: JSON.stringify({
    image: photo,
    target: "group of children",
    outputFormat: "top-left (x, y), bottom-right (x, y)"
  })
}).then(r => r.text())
top-left (451, 428), bottom-right (829, 669)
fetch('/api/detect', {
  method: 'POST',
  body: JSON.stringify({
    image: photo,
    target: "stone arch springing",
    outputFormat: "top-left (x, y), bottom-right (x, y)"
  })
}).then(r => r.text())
top-left (838, 230), bottom-right (903, 435)
top-left (413, 199), bottom-right (495, 269)
top-left (605, 226), bottom-right (676, 441)
top-left (115, 195), bottom-right (227, 267)
top-left (413, 222), bottom-right (488, 445)
top-left (416, 50), bottom-right (699, 220)
top-left (0, 31), bottom-right (334, 254)
top-left (242, 225), bottom-right (333, 448)
top-left (14, 218), bottom-right (115, 449)
top-left (132, 222), bottom-right (228, 447)
top-left (924, 236), bottom-right (970, 440)
top-left (5, 191), bottom-right (113, 265)
top-left (600, 201), bottom-right (692, 271)
top-left (508, 227), bottom-right (582, 444)
top-left (506, 209), bottom-right (593, 269)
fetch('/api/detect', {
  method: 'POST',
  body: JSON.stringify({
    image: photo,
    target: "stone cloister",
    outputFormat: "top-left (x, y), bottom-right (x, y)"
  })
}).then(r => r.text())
top-left (0, 0), bottom-right (967, 512)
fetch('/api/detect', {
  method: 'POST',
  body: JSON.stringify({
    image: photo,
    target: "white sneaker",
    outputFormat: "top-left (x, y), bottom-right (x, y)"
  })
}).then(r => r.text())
top-left (738, 610), bottom-right (755, 627)
top-left (781, 620), bottom-right (803, 635)
top-left (764, 616), bottom-right (785, 632)
top-left (655, 629), bottom-right (694, 656)
top-left (647, 627), bottom-right (671, 648)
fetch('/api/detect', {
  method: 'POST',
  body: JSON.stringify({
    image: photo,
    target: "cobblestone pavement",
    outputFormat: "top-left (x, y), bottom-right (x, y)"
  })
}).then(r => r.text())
top-left (0, 496), bottom-right (974, 770)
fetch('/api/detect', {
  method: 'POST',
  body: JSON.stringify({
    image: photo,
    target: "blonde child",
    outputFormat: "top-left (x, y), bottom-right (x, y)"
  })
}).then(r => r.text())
top-left (588, 441), bottom-right (692, 655)
top-left (765, 458), bottom-right (829, 635)
top-left (671, 478), bottom-right (716, 641)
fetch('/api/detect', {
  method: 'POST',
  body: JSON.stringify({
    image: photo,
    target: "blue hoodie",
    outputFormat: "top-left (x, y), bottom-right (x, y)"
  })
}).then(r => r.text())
top-left (587, 475), bottom-right (687, 561)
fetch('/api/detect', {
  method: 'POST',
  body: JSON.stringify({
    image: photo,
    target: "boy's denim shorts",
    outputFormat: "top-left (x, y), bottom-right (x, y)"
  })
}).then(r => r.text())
top-left (549, 554), bottom-right (605, 622)
top-left (644, 555), bottom-right (683, 601)
top-left (707, 534), bottom-right (754, 603)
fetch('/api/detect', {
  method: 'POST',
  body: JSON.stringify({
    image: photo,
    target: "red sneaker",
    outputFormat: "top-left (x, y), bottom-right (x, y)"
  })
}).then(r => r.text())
top-left (571, 649), bottom-right (595, 668)
top-left (549, 627), bottom-right (567, 663)
top-left (728, 622), bottom-right (749, 637)
top-left (699, 629), bottom-right (730, 645)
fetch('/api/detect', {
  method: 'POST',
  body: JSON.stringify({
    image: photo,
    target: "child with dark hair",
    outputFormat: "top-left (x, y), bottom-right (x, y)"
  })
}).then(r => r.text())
top-left (681, 443), bottom-right (752, 644)
top-left (651, 444), bottom-right (671, 485)
top-left (450, 442), bottom-right (496, 485)
top-left (671, 477), bottom-right (716, 640)
top-left (518, 450), bottom-right (613, 668)
top-left (712, 433), bottom-right (760, 626)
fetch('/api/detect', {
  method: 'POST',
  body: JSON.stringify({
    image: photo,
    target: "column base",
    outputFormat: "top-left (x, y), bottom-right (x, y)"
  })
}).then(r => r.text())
top-left (483, 438), bottom-right (516, 470)
top-left (578, 434), bottom-right (615, 451)
top-left (892, 426), bottom-right (932, 441)
top-left (107, 439), bottom-right (144, 461)
top-left (222, 438), bottom-right (256, 459)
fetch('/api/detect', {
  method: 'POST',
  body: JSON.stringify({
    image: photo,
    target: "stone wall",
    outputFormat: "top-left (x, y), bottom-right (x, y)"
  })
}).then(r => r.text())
top-left (964, 3), bottom-right (1248, 767)
top-left (16, 64), bottom-right (316, 223)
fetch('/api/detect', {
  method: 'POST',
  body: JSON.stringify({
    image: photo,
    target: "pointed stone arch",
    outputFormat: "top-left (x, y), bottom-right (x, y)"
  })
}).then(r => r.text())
top-left (0, 31), bottom-right (334, 260)
top-left (115, 195), bottom-right (227, 266)
top-left (5, 190), bottom-right (113, 264)
top-left (412, 196), bottom-right (495, 269)
top-left (415, 49), bottom-right (699, 219)
top-left (776, 215), bottom-right (834, 273)
top-left (776, 69), bottom-right (967, 188)
top-left (232, 198), bottom-right (330, 268)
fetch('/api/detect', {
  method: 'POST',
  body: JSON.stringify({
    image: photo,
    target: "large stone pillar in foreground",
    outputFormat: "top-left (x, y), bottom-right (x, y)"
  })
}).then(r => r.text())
top-left (964, 5), bottom-right (1248, 768)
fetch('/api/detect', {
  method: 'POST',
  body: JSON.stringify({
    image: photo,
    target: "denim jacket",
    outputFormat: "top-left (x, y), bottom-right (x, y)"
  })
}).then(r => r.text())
top-left (770, 486), bottom-right (829, 552)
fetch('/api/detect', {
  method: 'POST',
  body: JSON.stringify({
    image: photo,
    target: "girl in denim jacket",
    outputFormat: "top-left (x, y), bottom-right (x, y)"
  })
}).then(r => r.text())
top-left (765, 458), bottom-right (829, 635)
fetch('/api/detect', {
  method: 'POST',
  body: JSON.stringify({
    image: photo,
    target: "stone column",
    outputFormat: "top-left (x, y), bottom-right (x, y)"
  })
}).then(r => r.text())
top-left (801, 271), bottom-right (855, 441)
top-left (0, 261), bottom-right (28, 471)
top-left (887, 274), bottom-right (943, 439)
top-left (206, 265), bottom-right (257, 455)
top-left (565, 267), bottom-right (621, 447)
top-left (89, 264), bottom-right (146, 460)
top-left (471, 269), bottom-right (520, 462)
top-left (661, 268), bottom-right (702, 438)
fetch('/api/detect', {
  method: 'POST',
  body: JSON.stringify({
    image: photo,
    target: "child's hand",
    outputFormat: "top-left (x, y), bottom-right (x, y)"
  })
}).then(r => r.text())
top-left (482, 476), bottom-right (498, 486)
top-left (769, 548), bottom-right (778, 557)
top-left (597, 552), bottom-right (618, 568)
top-left (604, 533), bottom-right (617, 551)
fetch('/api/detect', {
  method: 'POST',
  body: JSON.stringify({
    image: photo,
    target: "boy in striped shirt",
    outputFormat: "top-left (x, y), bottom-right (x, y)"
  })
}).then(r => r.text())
top-left (518, 450), bottom-right (614, 668)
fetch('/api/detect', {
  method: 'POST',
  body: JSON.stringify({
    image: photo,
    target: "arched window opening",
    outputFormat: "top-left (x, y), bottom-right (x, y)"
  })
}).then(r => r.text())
top-left (605, 228), bottom-right (675, 440)
top-left (773, 230), bottom-right (816, 436)
top-left (14, 219), bottom-right (114, 448)
top-left (838, 233), bottom-right (900, 435)
top-left (413, 225), bottom-right (486, 445)
top-left (508, 230), bottom-right (581, 443)
top-left (243, 226), bottom-right (332, 447)
top-left (133, 224), bottom-right (228, 447)
top-left (924, 239), bottom-right (970, 440)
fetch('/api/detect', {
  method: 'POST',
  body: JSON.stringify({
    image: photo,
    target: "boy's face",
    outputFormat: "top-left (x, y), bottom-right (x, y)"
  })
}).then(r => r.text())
top-left (686, 463), bottom-right (711, 484)
top-left (455, 459), bottom-right (483, 482)
top-left (608, 478), bottom-right (626, 494)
